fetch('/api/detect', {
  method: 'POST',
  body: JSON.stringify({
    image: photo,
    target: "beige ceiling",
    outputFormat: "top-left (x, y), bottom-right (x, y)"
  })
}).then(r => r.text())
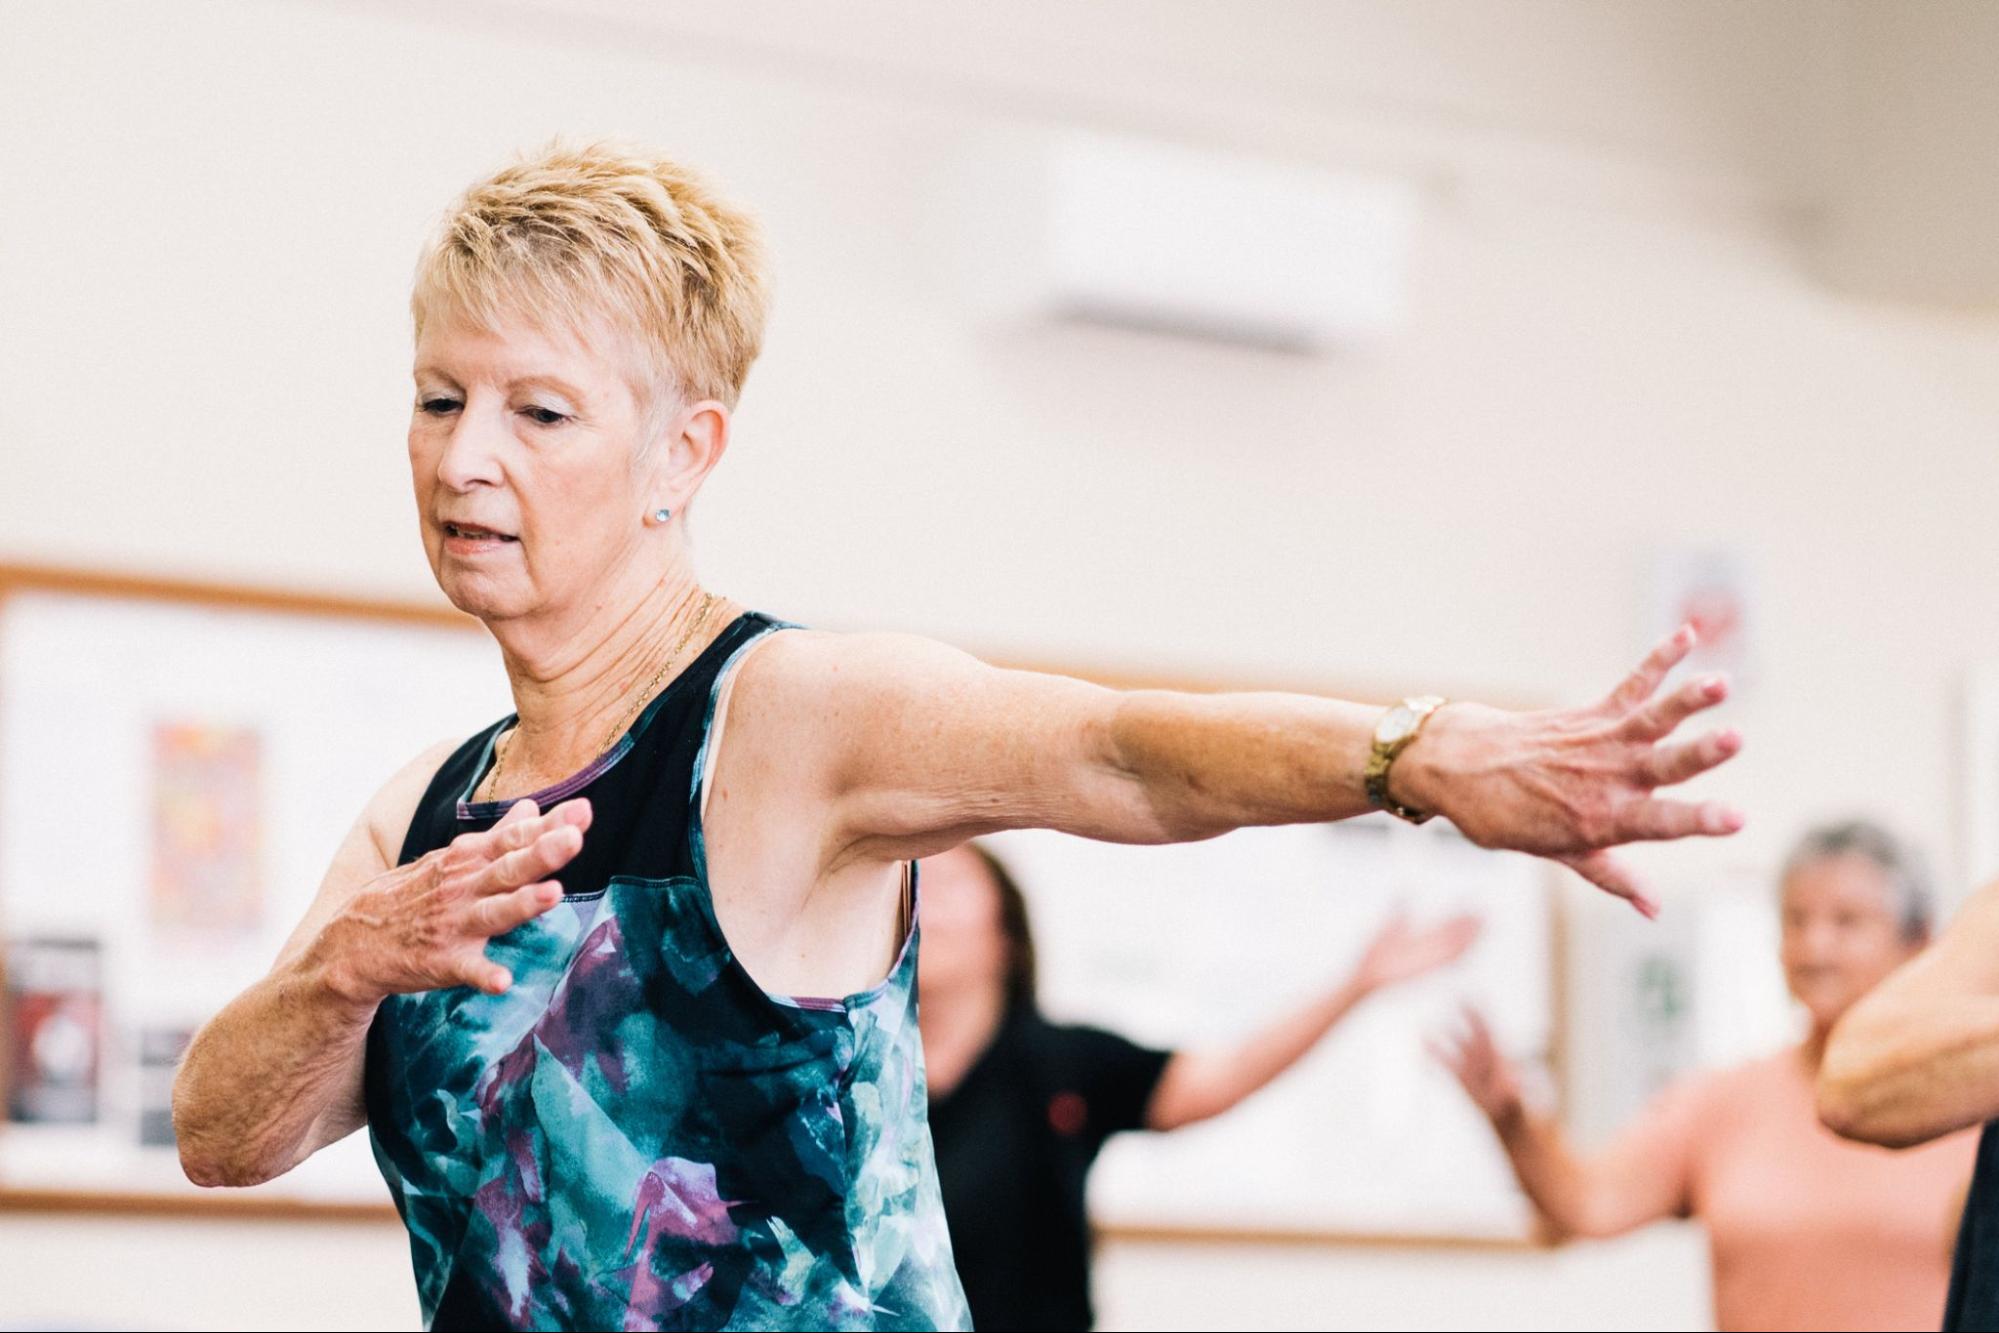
top-left (348, 0), bottom-right (1999, 307)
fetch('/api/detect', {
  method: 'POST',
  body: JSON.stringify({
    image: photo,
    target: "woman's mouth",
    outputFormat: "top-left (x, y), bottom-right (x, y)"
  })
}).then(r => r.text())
top-left (441, 521), bottom-right (519, 550)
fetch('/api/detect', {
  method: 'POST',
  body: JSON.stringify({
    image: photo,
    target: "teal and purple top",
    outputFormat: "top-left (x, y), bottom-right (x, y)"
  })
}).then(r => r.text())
top-left (364, 613), bottom-right (970, 1331)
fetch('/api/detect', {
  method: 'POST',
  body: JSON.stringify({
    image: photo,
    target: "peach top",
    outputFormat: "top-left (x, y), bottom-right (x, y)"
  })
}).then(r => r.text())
top-left (1612, 1047), bottom-right (1975, 1331)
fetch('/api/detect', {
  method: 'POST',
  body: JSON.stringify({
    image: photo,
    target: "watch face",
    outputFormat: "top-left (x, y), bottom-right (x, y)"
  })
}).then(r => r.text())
top-left (1379, 707), bottom-right (1417, 744)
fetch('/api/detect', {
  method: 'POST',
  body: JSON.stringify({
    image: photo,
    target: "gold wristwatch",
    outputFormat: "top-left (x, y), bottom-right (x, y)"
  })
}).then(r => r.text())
top-left (1365, 695), bottom-right (1448, 824)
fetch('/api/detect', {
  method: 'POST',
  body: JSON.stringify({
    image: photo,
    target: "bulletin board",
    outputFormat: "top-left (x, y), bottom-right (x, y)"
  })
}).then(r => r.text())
top-left (0, 564), bottom-right (1562, 1244)
top-left (0, 564), bottom-right (509, 1217)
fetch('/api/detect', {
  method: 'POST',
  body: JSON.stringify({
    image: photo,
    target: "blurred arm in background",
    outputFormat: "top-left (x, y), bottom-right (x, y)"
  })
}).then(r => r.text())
top-left (1819, 881), bottom-right (1999, 1148)
top-left (1147, 912), bottom-right (1481, 1129)
top-left (1433, 1008), bottom-right (1697, 1240)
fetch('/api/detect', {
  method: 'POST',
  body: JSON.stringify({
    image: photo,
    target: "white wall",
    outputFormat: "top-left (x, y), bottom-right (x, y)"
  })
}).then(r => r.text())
top-left (3, 2), bottom-right (1997, 1329)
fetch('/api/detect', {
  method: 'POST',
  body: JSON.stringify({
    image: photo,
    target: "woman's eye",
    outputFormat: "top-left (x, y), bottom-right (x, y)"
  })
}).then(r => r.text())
top-left (520, 406), bottom-right (569, 427)
top-left (419, 396), bottom-right (461, 416)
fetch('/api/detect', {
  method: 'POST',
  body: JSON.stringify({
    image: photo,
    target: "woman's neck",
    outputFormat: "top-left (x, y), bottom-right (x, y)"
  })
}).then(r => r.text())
top-left (485, 563), bottom-right (727, 791)
top-left (920, 980), bottom-right (1011, 1100)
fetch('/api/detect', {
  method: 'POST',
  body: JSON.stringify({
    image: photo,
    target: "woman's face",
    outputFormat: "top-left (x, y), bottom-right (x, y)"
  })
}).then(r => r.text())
top-left (917, 846), bottom-right (1011, 1004)
top-left (408, 307), bottom-right (665, 624)
top-left (1779, 852), bottom-right (1922, 1031)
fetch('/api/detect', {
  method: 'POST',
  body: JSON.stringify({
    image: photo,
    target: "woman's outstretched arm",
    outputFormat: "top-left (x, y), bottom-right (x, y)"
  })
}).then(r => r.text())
top-left (1146, 912), bottom-right (1480, 1129)
top-left (1433, 1008), bottom-right (1695, 1240)
top-left (744, 624), bottom-right (1743, 913)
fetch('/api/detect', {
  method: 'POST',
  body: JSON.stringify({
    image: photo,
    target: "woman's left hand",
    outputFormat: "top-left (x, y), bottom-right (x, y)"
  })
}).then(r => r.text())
top-left (1393, 626), bottom-right (1744, 915)
top-left (1350, 912), bottom-right (1483, 995)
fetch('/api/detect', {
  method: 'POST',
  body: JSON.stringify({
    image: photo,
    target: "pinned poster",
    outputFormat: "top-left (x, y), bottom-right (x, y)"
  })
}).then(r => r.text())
top-left (148, 721), bottom-right (265, 931)
top-left (1649, 547), bottom-right (1755, 700)
top-left (5, 936), bottom-right (103, 1124)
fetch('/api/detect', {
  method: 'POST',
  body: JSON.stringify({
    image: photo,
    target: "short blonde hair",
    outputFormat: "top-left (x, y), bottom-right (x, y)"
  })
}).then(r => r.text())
top-left (412, 141), bottom-right (770, 409)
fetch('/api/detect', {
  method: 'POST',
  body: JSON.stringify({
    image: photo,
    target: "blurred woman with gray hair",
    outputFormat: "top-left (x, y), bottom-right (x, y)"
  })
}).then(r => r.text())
top-left (1438, 818), bottom-right (1975, 1332)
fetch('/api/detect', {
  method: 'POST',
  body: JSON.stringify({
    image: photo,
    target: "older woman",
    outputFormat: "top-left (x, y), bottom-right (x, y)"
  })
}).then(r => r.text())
top-left (170, 142), bottom-right (1745, 1333)
top-left (1436, 820), bottom-right (1976, 1332)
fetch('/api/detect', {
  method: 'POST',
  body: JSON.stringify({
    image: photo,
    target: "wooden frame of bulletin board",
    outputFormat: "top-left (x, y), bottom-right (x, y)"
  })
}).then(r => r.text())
top-left (0, 562), bottom-right (1564, 1248)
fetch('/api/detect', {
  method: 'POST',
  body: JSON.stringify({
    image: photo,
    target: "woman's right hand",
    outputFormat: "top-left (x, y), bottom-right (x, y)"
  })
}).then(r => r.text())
top-left (315, 797), bottom-right (592, 1004)
top-left (1431, 1006), bottom-right (1525, 1124)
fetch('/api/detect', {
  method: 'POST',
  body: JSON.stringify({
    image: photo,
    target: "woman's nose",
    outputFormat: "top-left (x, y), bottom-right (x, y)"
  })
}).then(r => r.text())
top-left (436, 410), bottom-right (507, 491)
top-left (1796, 921), bottom-right (1842, 960)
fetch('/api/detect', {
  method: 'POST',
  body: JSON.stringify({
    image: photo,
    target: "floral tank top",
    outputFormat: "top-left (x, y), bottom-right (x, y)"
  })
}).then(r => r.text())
top-left (364, 613), bottom-right (970, 1331)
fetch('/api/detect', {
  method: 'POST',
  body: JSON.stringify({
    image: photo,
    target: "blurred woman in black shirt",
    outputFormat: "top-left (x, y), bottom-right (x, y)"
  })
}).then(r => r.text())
top-left (921, 842), bottom-right (1480, 1331)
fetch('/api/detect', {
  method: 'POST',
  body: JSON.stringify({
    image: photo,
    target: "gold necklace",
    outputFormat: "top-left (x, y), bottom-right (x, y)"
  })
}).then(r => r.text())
top-left (481, 590), bottom-right (721, 802)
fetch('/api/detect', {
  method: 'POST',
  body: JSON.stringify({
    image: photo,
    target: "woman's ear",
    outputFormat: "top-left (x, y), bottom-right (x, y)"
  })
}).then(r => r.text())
top-left (654, 399), bottom-right (732, 512)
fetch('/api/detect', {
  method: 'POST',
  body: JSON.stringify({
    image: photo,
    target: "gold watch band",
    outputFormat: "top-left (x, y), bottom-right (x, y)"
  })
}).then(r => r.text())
top-left (1365, 695), bottom-right (1448, 824)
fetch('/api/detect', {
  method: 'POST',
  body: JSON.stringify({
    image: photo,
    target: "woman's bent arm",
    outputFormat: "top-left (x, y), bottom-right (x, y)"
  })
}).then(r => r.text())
top-left (172, 740), bottom-right (450, 1187)
top-left (1820, 881), bottom-right (1999, 1148)
top-left (171, 925), bottom-right (382, 1187)
top-left (172, 739), bottom-right (589, 1188)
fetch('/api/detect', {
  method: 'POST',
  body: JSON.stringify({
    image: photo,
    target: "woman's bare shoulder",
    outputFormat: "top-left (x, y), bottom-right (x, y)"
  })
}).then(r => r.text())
top-left (729, 626), bottom-right (1017, 714)
top-left (720, 626), bottom-right (1023, 770)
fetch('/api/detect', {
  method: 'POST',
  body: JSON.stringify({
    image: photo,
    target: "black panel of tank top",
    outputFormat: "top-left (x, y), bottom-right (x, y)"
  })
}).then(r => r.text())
top-left (394, 613), bottom-right (774, 896)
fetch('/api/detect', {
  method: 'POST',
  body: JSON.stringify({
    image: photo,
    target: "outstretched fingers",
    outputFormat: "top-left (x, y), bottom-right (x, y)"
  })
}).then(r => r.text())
top-left (1394, 915), bottom-right (1483, 977)
top-left (471, 823), bottom-right (586, 896)
top-left (473, 797), bottom-right (593, 856)
top-left (1423, 1033), bottom-right (1465, 1078)
top-left (1621, 672), bottom-right (1730, 743)
top-left (1640, 728), bottom-right (1742, 788)
top-left (455, 878), bottom-right (571, 994)
top-left (1601, 625), bottom-right (1697, 716)
top-left (451, 798), bottom-right (593, 895)
top-left (458, 953), bottom-right (516, 995)
top-left (1574, 635), bottom-right (1744, 893)
top-left (1369, 911), bottom-right (1413, 948)
top-left (470, 880), bottom-right (564, 938)
top-left (1428, 913), bottom-right (1484, 962)
top-left (1616, 797), bottom-right (1745, 844)
top-left (1427, 1006), bottom-right (1493, 1082)
top-left (1557, 850), bottom-right (1660, 919)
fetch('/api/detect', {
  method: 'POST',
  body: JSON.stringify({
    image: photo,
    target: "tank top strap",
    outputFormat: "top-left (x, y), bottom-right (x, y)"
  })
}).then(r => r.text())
top-left (622, 610), bottom-right (787, 755)
top-left (396, 717), bottom-right (508, 866)
top-left (685, 616), bottom-right (798, 882)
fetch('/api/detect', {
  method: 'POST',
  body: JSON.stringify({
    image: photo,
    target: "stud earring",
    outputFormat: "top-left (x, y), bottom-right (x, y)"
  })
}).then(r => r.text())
top-left (649, 507), bottom-right (672, 525)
